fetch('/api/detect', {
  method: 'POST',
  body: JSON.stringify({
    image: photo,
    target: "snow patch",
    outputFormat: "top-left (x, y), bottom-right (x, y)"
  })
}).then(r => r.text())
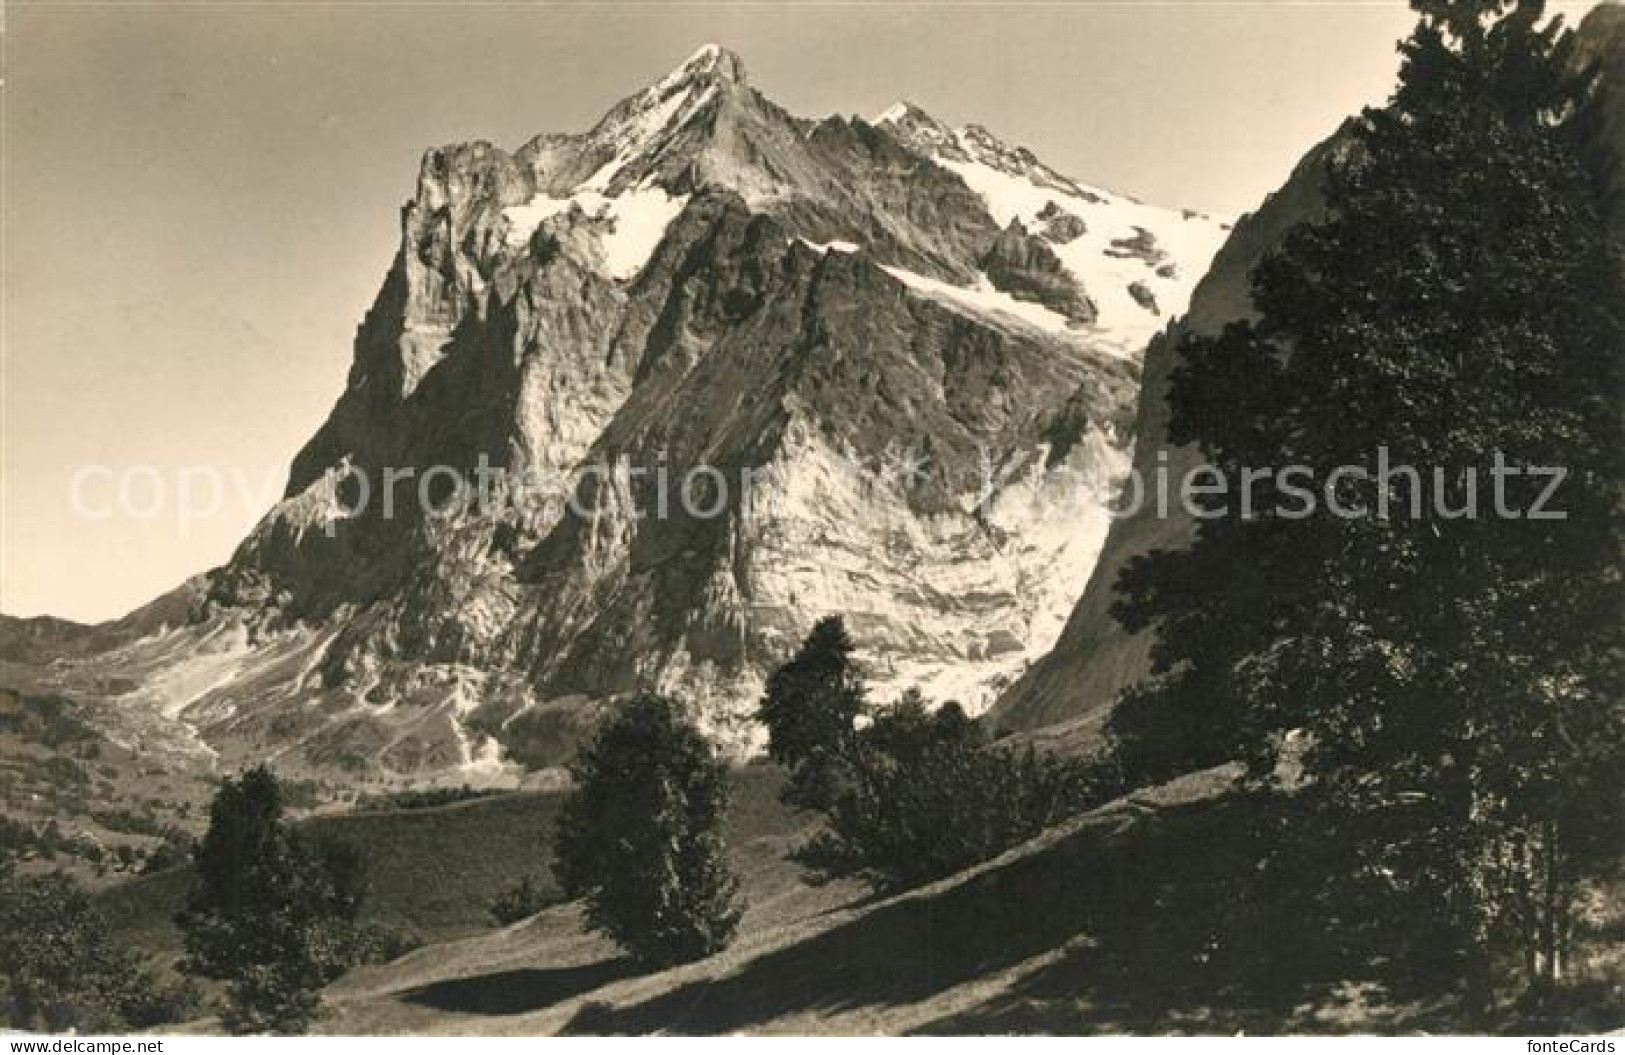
top-left (582, 83), bottom-right (714, 192)
top-left (797, 238), bottom-right (860, 255)
top-left (500, 65), bottom-right (715, 281)
top-left (503, 184), bottom-right (689, 281)
top-left (873, 116), bottom-right (1231, 356)
top-left (501, 196), bottom-right (574, 242)
top-left (880, 264), bottom-right (1082, 340)
top-left (596, 186), bottom-right (691, 279)
top-left (873, 102), bottom-right (914, 125)
top-left (936, 144), bottom-right (1230, 352)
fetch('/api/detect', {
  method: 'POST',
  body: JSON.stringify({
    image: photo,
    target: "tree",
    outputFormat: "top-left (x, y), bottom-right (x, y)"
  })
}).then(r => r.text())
top-left (553, 695), bottom-right (742, 966)
top-left (179, 766), bottom-right (367, 1034)
top-left (0, 873), bottom-right (198, 1032)
top-left (755, 616), bottom-right (867, 808)
top-left (1110, 0), bottom-right (1622, 1013)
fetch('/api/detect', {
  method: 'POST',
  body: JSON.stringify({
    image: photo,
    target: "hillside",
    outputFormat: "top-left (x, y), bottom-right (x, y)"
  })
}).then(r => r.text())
top-left (94, 755), bottom-right (1622, 1036)
top-left (294, 766), bottom-right (1589, 1036)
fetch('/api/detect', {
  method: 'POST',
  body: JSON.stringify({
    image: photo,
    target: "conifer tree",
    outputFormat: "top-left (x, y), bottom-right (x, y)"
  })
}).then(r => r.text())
top-left (756, 616), bottom-right (868, 808)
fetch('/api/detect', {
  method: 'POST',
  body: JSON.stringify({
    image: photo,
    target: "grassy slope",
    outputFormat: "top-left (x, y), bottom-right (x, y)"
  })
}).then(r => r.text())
top-left (0, 685), bottom-right (218, 891)
top-left (314, 767), bottom-right (1295, 1036)
top-left (314, 764), bottom-right (1623, 1036)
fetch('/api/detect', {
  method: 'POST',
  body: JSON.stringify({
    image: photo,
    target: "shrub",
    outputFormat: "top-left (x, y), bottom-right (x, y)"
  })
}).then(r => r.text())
top-left (141, 831), bottom-right (197, 874)
top-left (793, 692), bottom-right (1116, 890)
top-left (220, 963), bottom-right (321, 1036)
top-left (355, 785), bottom-right (499, 811)
top-left (0, 872), bottom-right (196, 1032)
top-left (345, 923), bottom-right (424, 966)
top-left (488, 872), bottom-right (555, 926)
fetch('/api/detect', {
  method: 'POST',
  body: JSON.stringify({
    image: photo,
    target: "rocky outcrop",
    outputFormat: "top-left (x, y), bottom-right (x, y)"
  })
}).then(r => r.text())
top-left (980, 220), bottom-right (1098, 324)
top-left (877, 104), bottom-right (1232, 357)
top-left (1104, 227), bottom-right (1165, 266)
top-left (1125, 281), bottom-right (1158, 315)
top-left (1036, 202), bottom-right (1087, 244)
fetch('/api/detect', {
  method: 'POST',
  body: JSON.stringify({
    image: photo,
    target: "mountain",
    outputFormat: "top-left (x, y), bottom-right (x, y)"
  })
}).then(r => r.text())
top-left (9, 46), bottom-right (1231, 786)
top-left (989, 3), bottom-right (1625, 746)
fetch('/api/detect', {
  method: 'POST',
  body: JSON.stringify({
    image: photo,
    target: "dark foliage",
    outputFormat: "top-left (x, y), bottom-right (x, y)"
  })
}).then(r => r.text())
top-left (141, 830), bottom-right (198, 875)
top-left (0, 872), bottom-right (198, 1032)
top-left (794, 690), bottom-right (1119, 890)
top-left (488, 872), bottom-right (558, 927)
top-left (553, 695), bottom-right (742, 967)
top-left (0, 690), bottom-right (97, 748)
top-left (355, 785), bottom-right (500, 811)
top-left (178, 765), bottom-right (368, 1034)
top-left (1110, 0), bottom-right (1624, 1014)
top-left (755, 617), bottom-right (867, 808)
top-left (344, 922), bottom-right (425, 966)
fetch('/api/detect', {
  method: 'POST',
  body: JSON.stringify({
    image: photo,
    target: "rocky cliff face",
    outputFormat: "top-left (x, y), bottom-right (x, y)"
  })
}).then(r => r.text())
top-left (989, 5), bottom-right (1625, 747)
top-left (37, 47), bottom-right (1230, 785)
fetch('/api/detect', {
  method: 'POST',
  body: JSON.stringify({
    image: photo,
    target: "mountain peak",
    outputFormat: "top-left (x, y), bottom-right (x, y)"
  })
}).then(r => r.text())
top-left (874, 100), bottom-right (930, 125)
top-left (872, 100), bottom-right (958, 153)
top-left (660, 43), bottom-right (747, 90)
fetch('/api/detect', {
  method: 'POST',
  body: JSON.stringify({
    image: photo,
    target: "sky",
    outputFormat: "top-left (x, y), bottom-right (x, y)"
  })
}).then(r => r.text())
top-left (0, 1), bottom-right (1600, 622)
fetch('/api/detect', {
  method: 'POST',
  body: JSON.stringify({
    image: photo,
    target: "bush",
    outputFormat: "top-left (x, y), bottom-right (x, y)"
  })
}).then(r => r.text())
top-left (221, 963), bottom-right (321, 1036)
top-left (793, 692), bottom-right (1116, 890)
top-left (120, 975), bottom-right (203, 1030)
top-left (345, 923), bottom-right (424, 966)
top-left (554, 694), bottom-right (742, 966)
top-left (141, 831), bottom-right (197, 874)
top-left (355, 785), bottom-right (499, 811)
top-left (488, 872), bottom-right (556, 926)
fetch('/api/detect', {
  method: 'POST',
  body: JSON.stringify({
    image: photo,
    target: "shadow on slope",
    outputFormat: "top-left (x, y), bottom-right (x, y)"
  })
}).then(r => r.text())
top-left (401, 959), bottom-right (638, 1017)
